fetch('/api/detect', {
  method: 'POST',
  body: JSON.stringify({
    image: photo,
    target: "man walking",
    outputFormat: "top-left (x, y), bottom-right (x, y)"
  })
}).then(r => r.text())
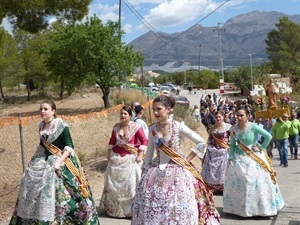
top-left (272, 114), bottom-right (291, 167)
top-left (288, 112), bottom-right (300, 159)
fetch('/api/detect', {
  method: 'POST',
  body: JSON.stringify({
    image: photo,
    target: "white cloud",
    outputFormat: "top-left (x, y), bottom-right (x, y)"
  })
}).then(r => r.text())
top-left (1, 18), bottom-right (13, 34)
top-left (89, 3), bottom-right (120, 23)
top-left (137, 0), bottom-right (220, 29)
top-left (128, 0), bottom-right (165, 6)
top-left (89, 0), bottom-right (251, 40)
top-left (123, 23), bottom-right (133, 34)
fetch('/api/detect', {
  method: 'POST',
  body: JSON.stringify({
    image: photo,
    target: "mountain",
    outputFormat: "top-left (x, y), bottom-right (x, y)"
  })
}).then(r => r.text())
top-left (128, 11), bottom-right (300, 73)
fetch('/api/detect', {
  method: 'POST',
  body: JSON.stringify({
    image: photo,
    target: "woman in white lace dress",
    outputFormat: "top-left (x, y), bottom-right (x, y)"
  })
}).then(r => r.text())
top-left (131, 95), bottom-right (220, 225)
top-left (100, 106), bottom-right (148, 218)
top-left (223, 107), bottom-right (285, 217)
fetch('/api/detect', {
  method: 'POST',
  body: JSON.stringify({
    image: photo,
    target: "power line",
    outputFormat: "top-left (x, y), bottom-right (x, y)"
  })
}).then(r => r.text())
top-left (122, 0), bottom-right (168, 43)
top-left (146, 0), bottom-right (231, 55)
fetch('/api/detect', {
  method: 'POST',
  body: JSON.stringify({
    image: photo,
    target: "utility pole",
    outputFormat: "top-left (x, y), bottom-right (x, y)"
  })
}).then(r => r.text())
top-left (198, 44), bottom-right (202, 74)
top-left (213, 23), bottom-right (226, 82)
top-left (249, 54), bottom-right (253, 90)
top-left (140, 50), bottom-right (144, 87)
top-left (118, 0), bottom-right (122, 84)
top-left (118, 0), bottom-right (121, 38)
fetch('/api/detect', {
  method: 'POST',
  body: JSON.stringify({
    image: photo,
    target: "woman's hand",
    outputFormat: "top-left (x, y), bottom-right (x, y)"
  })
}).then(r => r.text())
top-left (107, 149), bottom-right (111, 161)
top-left (252, 145), bottom-right (261, 152)
top-left (135, 155), bottom-right (143, 163)
top-left (54, 160), bottom-right (62, 171)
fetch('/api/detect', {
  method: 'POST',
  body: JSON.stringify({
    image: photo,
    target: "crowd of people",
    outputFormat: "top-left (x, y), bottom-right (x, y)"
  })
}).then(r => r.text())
top-left (9, 90), bottom-right (298, 224)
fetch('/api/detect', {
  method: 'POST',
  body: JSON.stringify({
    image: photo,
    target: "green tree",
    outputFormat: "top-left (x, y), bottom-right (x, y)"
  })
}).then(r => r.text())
top-left (227, 64), bottom-right (252, 91)
top-left (0, 28), bottom-right (20, 99)
top-left (46, 23), bottom-right (92, 98)
top-left (266, 17), bottom-right (300, 75)
top-left (13, 29), bottom-right (50, 100)
top-left (46, 16), bottom-right (143, 107)
top-left (254, 62), bottom-right (273, 86)
top-left (86, 18), bottom-right (143, 107)
top-left (193, 70), bottom-right (219, 89)
top-left (0, 0), bottom-right (91, 33)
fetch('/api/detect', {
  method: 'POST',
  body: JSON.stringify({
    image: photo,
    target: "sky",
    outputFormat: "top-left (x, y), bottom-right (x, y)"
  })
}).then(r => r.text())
top-left (1, 0), bottom-right (299, 44)
top-left (88, 0), bottom-right (300, 43)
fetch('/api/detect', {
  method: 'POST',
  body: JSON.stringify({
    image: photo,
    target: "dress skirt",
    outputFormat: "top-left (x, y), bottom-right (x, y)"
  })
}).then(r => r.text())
top-left (100, 152), bottom-right (142, 217)
top-left (131, 157), bottom-right (220, 225)
top-left (223, 152), bottom-right (285, 217)
top-left (201, 146), bottom-right (228, 193)
top-left (9, 153), bottom-right (100, 225)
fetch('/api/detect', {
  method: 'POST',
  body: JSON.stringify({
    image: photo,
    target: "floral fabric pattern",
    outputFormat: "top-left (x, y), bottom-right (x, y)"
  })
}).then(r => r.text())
top-left (132, 121), bottom-right (220, 225)
top-left (223, 152), bottom-right (285, 217)
top-left (201, 123), bottom-right (231, 193)
top-left (100, 152), bottom-right (142, 217)
top-left (9, 119), bottom-right (100, 225)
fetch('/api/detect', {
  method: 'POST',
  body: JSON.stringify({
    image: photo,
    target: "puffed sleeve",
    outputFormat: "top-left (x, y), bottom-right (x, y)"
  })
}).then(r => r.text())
top-left (179, 122), bottom-right (207, 159)
top-left (142, 126), bottom-right (155, 169)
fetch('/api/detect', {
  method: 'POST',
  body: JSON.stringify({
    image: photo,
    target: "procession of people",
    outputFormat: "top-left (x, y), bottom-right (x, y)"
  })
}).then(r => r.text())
top-left (8, 80), bottom-right (298, 224)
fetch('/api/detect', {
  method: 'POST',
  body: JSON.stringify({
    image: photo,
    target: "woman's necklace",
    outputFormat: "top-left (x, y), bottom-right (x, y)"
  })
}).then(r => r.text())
top-left (44, 118), bottom-right (54, 124)
top-left (157, 119), bottom-right (171, 138)
top-left (42, 118), bottom-right (55, 132)
top-left (214, 122), bottom-right (224, 131)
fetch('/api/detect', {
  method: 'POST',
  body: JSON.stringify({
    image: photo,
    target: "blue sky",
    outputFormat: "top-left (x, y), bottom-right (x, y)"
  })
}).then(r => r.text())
top-left (1, 0), bottom-right (299, 43)
top-left (88, 0), bottom-right (300, 43)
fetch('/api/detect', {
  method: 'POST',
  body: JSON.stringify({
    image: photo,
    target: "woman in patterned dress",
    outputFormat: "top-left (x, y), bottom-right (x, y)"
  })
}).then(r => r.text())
top-left (131, 95), bottom-right (220, 225)
top-left (201, 111), bottom-right (231, 194)
top-left (223, 106), bottom-right (285, 217)
top-left (100, 106), bottom-right (148, 217)
top-left (9, 100), bottom-right (100, 225)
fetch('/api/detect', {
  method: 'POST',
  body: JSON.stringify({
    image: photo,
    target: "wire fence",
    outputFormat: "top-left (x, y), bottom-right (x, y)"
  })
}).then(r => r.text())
top-left (0, 99), bottom-right (155, 197)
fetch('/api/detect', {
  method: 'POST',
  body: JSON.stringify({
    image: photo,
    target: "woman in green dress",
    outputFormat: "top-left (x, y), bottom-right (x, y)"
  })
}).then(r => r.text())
top-left (9, 100), bottom-right (100, 225)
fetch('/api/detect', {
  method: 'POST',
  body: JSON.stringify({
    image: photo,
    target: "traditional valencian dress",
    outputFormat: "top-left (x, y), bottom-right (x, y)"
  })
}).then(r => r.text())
top-left (100, 121), bottom-right (148, 217)
top-left (9, 118), bottom-right (100, 225)
top-left (223, 122), bottom-right (285, 217)
top-left (201, 123), bottom-right (231, 193)
top-left (131, 120), bottom-right (220, 225)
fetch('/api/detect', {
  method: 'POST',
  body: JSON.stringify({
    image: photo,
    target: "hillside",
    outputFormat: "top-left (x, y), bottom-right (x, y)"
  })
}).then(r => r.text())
top-left (129, 11), bottom-right (300, 72)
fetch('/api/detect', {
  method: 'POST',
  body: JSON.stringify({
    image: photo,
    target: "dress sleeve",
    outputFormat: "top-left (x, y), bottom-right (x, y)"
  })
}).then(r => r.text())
top-left (142, 126), bottom-right (155, 169)
top-left (136, 128), bottom-right (148, 152)
top-left (229, 131), bottom-right (236, 160)
top-left (108, 130), bottom-right (116, 150)
top-left (61, 126), bottom-right (75, 156)
top-left (253, 123), bottom-right (272, 150)
top-left (179, 122), bottom-right (207, 158)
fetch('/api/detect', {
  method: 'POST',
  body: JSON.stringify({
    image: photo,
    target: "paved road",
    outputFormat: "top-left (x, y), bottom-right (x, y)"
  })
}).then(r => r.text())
top-left (96, 153), bottom-right (300, 225)
top-left (96, 89), bottom-right (300, 225)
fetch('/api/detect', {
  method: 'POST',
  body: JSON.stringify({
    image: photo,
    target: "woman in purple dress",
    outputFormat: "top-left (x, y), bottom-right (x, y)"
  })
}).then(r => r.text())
top-left (201, 111), bottom-right (231, 194)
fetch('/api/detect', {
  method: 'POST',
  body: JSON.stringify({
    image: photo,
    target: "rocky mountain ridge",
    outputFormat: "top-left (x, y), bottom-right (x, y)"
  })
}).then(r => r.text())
top-left (129, 11), bottom-right (300, 73)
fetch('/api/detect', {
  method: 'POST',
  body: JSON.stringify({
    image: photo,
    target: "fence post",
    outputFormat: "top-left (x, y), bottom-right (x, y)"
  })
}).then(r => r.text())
top-left (18, 113), bottom-right (26, 172)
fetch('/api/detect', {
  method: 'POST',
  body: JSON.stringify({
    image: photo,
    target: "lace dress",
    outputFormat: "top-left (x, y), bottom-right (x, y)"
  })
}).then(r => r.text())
top-left (131, 120), bottom-right (220, 225)
top-left (223, 122), bottom-right (285, 217)
top-left (9, 118), bottom-right (100, 224)
top-left (201, 123), bottom-right (231, 193)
